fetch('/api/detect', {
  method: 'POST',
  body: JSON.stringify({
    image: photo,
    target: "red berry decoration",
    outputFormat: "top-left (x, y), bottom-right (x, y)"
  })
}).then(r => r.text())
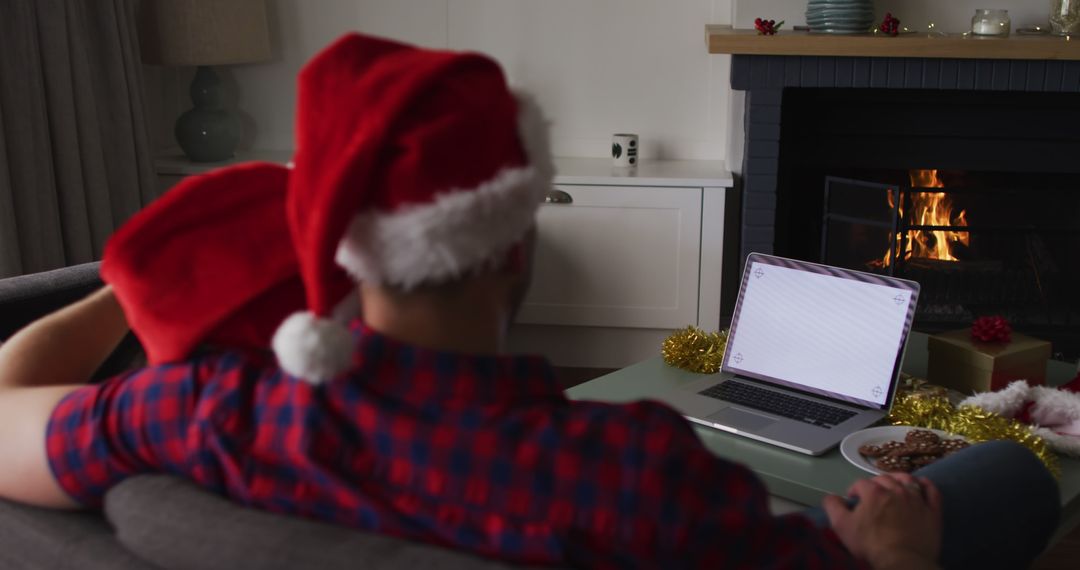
top-left (971, 315), bottom-right (1012, 343)
top-left (879, 12), bottom-right (901, 36)
top-left (754, 17), bottom-right (784, 35)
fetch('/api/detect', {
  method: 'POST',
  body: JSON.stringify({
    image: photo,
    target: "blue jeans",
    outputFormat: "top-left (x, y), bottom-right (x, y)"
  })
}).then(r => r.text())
top-left (801, 440), bottom-right (1060, 570)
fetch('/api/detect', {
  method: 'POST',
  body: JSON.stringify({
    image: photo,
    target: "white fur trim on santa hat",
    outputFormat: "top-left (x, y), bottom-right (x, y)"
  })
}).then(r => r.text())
top-left (334, 90), bottom-right (553, 289)
top-left (961, 380), bottom-right (1032, 417)
top-left (335, 166), bottom-right (540, 289)
top-left (272, 311), bottom-right (355, 384)
top-left (961, 380), bottom-right (1080, 457)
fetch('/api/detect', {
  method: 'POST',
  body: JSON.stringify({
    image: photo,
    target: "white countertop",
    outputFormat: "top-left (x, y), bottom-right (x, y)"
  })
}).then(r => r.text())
top-left (154, 151), bottom-right (733, 188)
top-left (551, 157), bottom-right (733, 187)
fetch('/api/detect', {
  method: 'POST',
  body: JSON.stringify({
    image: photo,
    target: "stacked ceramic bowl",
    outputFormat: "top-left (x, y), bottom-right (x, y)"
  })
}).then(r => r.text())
top-left (806, 0), bottom-right (875, 34)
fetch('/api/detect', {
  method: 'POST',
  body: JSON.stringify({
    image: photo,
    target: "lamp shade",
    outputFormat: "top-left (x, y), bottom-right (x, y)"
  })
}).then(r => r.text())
top-left (141, 0), bottom-right (272, 66)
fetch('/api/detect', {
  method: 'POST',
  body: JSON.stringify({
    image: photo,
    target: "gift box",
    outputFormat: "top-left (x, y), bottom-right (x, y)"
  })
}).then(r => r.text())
top-left (927, 329), bottom-right (1051, 394)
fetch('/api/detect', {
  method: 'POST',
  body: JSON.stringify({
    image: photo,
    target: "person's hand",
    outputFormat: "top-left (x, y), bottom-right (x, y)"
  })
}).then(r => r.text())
top-left (823, 472), bottom-right (943, 570)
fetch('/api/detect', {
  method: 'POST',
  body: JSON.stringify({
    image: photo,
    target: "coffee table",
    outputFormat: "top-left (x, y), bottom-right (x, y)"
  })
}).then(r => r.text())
top-left (565, 332), bottom-right (1080, 542)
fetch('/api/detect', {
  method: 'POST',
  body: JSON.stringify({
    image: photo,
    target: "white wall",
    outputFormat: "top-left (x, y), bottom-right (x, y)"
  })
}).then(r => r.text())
top-left (151, 0), bottom-right (735, 162)
top-left (733, 1), bottom-right (1047, 32)
top-left (148, 1), bottom-right (1060, 168)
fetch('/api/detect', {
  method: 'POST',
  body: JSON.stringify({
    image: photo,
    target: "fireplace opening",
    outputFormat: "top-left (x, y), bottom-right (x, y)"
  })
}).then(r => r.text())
top-left (821, 172), bottom-right (1080, 356)
top-left (776, 88), bottom-right (1080, 359)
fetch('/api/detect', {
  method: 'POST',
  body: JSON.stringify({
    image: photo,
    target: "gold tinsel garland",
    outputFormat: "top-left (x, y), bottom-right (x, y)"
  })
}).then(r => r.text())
top-left (661, 334), bottom-right (1059, 474)
top-left (887, 381), bottom-right (1059, 476)
top-left (661, 327), bottom-right (728, 374)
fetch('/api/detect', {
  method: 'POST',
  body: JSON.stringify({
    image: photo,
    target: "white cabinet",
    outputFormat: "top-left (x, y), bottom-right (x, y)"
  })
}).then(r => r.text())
top-left (517, 184), bottom-right (701, 329)
top-left (507, 158), bottom-right (732, 369)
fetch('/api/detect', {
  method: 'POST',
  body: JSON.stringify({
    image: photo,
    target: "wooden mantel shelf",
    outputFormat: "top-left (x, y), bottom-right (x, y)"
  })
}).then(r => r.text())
top-left (706, 26), bottom-right (1080, 60)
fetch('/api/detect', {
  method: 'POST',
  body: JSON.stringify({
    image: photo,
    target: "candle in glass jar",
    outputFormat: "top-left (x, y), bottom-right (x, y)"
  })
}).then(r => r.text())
top-left (972, 20), bottom-right (1002, 34)
top-left (971, 9), bottom-right (1010, 36)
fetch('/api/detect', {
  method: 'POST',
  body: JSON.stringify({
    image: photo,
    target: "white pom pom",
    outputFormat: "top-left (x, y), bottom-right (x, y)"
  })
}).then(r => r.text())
top-left (271, 312), bottom-right (355, 384)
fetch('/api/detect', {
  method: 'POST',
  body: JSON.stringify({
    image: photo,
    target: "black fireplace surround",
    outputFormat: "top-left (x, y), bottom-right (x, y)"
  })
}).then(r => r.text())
top-left (733, 55), bottom-right (1080, 357)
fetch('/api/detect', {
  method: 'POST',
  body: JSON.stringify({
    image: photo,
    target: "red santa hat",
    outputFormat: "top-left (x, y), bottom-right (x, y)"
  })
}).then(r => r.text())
top-left (272, 33), bottom-right (551, 382)
top-left (100, 162), bottom-right (325, 363)
top-left (103, 33), bottom-right (552, 383)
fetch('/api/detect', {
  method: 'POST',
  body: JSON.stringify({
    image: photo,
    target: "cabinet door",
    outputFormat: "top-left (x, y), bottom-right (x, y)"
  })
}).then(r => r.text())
top-left (516, 184), bottom-right (701, 329)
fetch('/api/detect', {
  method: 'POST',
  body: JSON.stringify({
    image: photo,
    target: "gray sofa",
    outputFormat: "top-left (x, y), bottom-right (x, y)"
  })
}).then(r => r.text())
top-left (0, 263), bottom-right (548, 569)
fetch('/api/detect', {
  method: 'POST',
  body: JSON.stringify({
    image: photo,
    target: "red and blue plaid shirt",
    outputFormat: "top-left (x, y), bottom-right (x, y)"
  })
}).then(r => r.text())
top-left (47, 321), bottom-right (861, 568)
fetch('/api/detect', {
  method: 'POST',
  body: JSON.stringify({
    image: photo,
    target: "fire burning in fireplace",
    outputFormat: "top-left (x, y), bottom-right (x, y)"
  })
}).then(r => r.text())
top-left (871, 169), bottom-right (969, 268)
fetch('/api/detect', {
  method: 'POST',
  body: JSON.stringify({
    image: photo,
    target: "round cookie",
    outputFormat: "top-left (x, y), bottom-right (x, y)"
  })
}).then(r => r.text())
top-left (875, 455), bottom-right (914, 473)
top-left (890, 441), bottom-right (944, 457)
top-left (859, 443), bottom-right (887, 458)
top-left (940, 439), bottom-right (970, 455)
top-left (905, 429), bottom-right (941, 445)
top-left (877, 440), bottom-right (907, 455)
top-left (910, 454), bottom-right (941, 467)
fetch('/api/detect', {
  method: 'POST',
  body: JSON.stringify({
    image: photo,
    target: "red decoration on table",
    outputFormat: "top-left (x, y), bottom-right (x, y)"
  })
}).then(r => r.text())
top-left (754, 18), bottom-right (784, 35)
top-left (971, 315), bottom-right (1012, 343)
top-left (1065, 372), bottom-right (1080, 393)
top-left (879, 12), bottom-right (901, 36)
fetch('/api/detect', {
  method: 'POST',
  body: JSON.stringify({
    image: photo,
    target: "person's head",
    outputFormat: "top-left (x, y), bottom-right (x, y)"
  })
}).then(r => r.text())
top-left (359, 225), bottom-right (538, 354)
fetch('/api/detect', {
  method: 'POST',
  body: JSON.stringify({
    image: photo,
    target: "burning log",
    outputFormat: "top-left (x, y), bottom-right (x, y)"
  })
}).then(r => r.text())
top-left (869, 170), bottom-right (970, 269)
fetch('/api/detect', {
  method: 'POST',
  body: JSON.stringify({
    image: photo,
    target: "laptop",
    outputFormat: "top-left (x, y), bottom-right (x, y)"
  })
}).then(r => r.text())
top-left (658, 253), bottom-right (920, 456)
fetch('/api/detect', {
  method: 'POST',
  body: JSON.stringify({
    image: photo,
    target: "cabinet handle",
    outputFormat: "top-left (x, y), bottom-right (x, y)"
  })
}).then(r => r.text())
top-left (545, 189), bottom-right (573, 204)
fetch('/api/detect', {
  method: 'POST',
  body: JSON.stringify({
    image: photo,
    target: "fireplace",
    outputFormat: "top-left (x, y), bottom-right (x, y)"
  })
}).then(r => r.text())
top-left (732, 56), bottom-right (1080, 359)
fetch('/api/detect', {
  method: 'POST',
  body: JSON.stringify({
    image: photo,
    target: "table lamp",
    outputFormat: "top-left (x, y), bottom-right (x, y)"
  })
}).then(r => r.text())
top-left (140, 0), bottom-right (272, 162)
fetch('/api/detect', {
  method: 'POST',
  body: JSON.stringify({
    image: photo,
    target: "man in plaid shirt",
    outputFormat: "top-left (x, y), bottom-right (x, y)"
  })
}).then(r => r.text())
top-left (0, 34), bottom-right (1059, 569)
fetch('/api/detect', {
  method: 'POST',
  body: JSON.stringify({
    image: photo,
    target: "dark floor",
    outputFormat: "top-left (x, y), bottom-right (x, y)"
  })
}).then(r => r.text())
top-left (555, 367), bottom-right (1078, 568)
top-left (553, 367), bottom-right (614, 391)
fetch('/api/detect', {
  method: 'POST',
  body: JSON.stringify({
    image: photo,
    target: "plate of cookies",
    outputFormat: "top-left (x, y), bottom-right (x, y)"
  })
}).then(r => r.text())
top-left (840, 426), bottom-right (971, 474)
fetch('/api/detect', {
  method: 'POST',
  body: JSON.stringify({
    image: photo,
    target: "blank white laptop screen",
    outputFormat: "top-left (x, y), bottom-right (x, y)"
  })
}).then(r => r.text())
top-left (723, 260), bottom-right (915, 409)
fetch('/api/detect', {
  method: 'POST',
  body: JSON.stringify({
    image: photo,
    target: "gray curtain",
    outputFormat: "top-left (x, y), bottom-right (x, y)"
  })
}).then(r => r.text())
top-left (0, 0), bottom-right (156, 278)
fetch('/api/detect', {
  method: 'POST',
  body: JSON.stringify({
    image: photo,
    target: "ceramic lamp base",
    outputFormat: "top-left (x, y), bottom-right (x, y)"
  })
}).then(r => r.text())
top-left (175, 66), bottom-right (241, 163)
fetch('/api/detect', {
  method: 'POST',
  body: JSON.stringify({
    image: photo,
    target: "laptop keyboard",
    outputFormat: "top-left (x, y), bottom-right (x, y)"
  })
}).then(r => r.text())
top-left (700, 381), bottom-right (857, 428)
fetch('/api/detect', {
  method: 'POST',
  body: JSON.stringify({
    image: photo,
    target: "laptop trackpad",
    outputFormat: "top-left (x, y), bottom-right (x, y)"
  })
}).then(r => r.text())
top-left (707, 407), bottom-right (777, 431)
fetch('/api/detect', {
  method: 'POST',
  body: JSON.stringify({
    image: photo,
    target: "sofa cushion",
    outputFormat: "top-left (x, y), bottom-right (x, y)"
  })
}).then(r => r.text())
top-left (0, 497), bottom-right (157, 569)
top-left (105, 475), bottom-right (557, 570)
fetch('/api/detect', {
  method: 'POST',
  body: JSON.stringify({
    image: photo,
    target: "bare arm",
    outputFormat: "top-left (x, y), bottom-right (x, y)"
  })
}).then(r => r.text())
top-left (0, 285), bottom-right (129, 508)
top-left (0, 285), bottom-right (129, 389)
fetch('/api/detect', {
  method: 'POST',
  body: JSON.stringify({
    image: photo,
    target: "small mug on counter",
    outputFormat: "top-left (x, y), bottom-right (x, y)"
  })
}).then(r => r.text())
top-left (611, 133), bottom-right (638, 167)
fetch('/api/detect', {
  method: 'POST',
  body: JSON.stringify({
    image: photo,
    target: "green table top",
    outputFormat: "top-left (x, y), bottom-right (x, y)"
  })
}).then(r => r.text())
top-left (566, 332), bottom-right (1080, 540)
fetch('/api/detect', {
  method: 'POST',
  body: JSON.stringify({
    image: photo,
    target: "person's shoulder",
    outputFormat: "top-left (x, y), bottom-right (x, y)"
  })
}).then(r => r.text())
top-left (115, 347), bottom-right (281, 389)
top-left (193, 346), bottom-right (278, 372)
